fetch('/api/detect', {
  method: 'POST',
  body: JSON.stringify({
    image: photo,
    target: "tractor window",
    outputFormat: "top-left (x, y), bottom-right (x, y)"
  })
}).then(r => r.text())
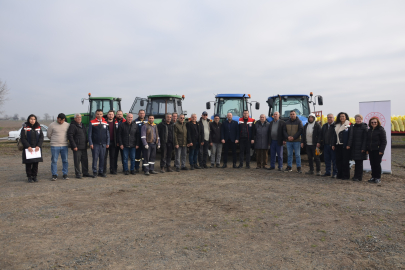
top-left (112, 100), bottom-right (120, 113)
top-left (90, 100), bottom-right (111, 119)
top-left (146, 99), bottom-right (176, 116)
top-left (217, 98), bottom-right (244, 119)
top-left (175, 99), bottom-right (183, 114)
top-left (281, 97), bottom-right (310, 118)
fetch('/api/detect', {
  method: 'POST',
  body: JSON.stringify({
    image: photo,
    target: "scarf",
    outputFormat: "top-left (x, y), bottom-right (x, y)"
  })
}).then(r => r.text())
top-left (335, 120), bottom-right (351, 145)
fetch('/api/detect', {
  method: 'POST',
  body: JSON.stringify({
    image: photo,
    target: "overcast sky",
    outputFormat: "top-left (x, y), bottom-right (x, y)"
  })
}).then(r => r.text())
top-left (1, 0), bottom-right (404, 121)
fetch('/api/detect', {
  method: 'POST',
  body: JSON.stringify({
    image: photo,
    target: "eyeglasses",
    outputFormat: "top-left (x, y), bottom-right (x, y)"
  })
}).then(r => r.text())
top-left (180, 117), bottom-right (185, 119)
top-left (371, 121), bottom-right (377, 124)
top-left (203, 114), bottom-right (208, 116)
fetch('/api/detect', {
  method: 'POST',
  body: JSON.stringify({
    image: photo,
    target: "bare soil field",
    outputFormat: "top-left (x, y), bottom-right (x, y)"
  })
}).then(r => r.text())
top-left (1, 141), bottom-right (405, 269)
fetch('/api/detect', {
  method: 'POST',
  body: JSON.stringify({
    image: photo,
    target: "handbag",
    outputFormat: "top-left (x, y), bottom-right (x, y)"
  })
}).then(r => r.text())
top-left (17, 125), bottom-right (27, 151)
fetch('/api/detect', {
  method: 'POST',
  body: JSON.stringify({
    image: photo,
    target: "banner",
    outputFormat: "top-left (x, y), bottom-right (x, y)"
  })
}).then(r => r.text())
top-left (359, 100), bottom-right (391, 174)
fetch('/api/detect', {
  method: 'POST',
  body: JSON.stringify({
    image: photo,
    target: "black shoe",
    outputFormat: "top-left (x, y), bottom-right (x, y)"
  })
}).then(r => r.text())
top-left (203, 164), bottom-right (208, 169)
top-left (246, 165), bottom-right (250, 169)
top-left (284, 166), bottom-right (292, 172)
top-left (238, 163), bottom-right (243, 168)
top-left (181, 167), bottom-right (189, 170)
top-left (233, 163), bottom-right (237, 168)
top-left (278, 168), bottom-right (283, 171)
top-left (305, 170), bottom-right (314, 175)
top-left (368, 178), bottom-right (375, 183)
top-left (144, 171), bottom-right (150, 176)
top-left (268, 167), bottom-right (275, 170)
top-left (76, 175), bottom-right (82, 179)
top-left (210, 163), bottom-right (214, 168)
top-left (166, 167), bottom-right (174, 172)
top-left (216, 164), bottom-right (220, 168)
top-left (342, 177), bottom-right (349, 180)
top-left (322, 173), bottom-right (331, 177)
top-left (160, 168), bottom-right (165, 173)
top-left (82, 174), bottom-right (91, 178)
top-left (190, 165), bottom-right (195, 170)
top-left (352, 178), bottom-right (360, 181)
top-left (150, 170), bottom-right (158, 174)
top-left (221, 164), bottom-right (227, 168)
top-left (92, 173), bottom-right (98, 178)
top-left (130, 170), bottom-right (136, 175)
top-left (194, 165), bottom-right (201, 169)
top-left (331, 175), bottom-right (337, 179)
top-left (199, 164), bottom-right (205, 169)
top-left (101, 173), bottom-right (107, 177)
top-left (33, 176), bottom-right (38, 182)
top-left (112, 171), bottom-right (117, 175)
top-left (176, 167), bottom-right (180, 172)
top-left (297, 167), bottom-right (302, 174)
top-left (28, 177), bottom-right (33, 183)
top-left (63, 175), bottom-right (69, 180)
top-left (135, 169), bottom-right (140, 173)
top-left (374, 178), bottom-right (381, 184)
top-left (124, 171), bottom-right (129, 175)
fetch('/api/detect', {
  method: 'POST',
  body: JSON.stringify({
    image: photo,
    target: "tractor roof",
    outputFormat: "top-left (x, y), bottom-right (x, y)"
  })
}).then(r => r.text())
top-left (147, 94), bottom-right (183, 99)
top-left (268, 94), bottom-right (310, 99)
top-left (215, 94), bottom-right (250, 98)
top-left (89, 97), bottom-right (120, 100)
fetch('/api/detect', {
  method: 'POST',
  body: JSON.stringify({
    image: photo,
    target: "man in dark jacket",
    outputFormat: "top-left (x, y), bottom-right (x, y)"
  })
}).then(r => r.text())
top-left (158, 113), bottom-right (175, 173)
top-left (221, 112), bottom-right (239, 168)
top-left (238, 110), bottom-right (255, 169)
top-left (301, 113), bottom-right (322, 175)
top-left (88, 109), bottom-right (110, 178)
top-left (198, 111), bottom-right (211, 168)
top-left (252, 114), bottom-right (270, 169)
top-left (209, 114), bottom-right (222, 168)
top-left (268, 112), bottom-right (286, 171)
top-left (113, 110), bottom-right (126, 174)
top-left (104, 110), bottom-right (117, 175)
top-left (319, 113), bottom-right (337, 178)
top-left (118, 113), bottom-right (140, 175)
top-left (283, 111), bottom-right (304, 173)
top-left (67, 113), bottom-right (90, 178)
top-left (134, 109), bottom-right (146, 173)
top-left (187, 113), bottom-right (202, 170)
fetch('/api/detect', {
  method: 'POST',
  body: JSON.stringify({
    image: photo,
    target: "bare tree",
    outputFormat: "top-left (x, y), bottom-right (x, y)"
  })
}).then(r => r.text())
top-left (44, 113), bottom-right (50, 121)
top-left (20, 116), bottom-right (25, 121)
top-left (13, 113), bottom-right (19, 120)
top-left (0, 79), bottom-right (9, 114)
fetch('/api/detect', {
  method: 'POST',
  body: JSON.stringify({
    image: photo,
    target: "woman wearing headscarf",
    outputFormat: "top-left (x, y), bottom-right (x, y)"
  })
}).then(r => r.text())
top-left (349, 114), bottom-right (368, 181)
top-left (331, 112), bottom-right (353, 180)
top-left (20, 114), bottom-right (44, 183)
top-left (366, 117), bottom-right (387, 184)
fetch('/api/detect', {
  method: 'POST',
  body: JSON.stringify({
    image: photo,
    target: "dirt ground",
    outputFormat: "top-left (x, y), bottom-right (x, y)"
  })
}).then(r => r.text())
top-left (1, 141), bottom-right (405, 269)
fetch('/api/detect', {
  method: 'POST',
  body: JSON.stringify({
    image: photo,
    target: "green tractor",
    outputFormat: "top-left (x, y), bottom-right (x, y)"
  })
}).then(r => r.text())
top-left (66, 93), bottom-right (123, 126)
top-left (129, 94), bottom-right (187, 124)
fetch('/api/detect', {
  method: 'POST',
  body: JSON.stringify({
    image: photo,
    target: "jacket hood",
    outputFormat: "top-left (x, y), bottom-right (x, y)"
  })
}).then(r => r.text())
top-left (308, 113), bottom-right (316, 122)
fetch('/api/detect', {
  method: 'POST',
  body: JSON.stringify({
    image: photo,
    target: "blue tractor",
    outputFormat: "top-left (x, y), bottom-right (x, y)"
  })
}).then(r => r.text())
top-left (206, 94), bottom-right (260, 122)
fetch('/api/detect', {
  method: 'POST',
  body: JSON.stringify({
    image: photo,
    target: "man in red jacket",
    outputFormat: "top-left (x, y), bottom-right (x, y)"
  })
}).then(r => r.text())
top-left (238, 110), bottom-right (255, 169)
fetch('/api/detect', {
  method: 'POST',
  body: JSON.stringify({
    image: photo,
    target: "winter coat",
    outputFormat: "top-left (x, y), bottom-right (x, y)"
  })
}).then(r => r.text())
top-left (158, 121), bottom-right (175, 145)
top-left (221, 120), bottom-right (239, 142)
top-left (332, 121), bottom-right (353, 148)
top-left (141, 122), bottom-right (160, 146)
top-left (88, 117), bottom-right (110, 146)
top-left (209, 121), bottom-right (222, 144)
top-left (269, 119), bottom-right (286, 146)
top-left (118, 121), bottom-right (140, 148)
top-left (367, 126), bottom-right (387, 154)
top-left (252, 121), bottom-right (270, 149)
top-left (198, 117), bottom-right (211, 142)
top-left (186, 121), bottom-right (202, 149)
top-left (301, 121), bottom-right (322, 146)
top-left (67, 121), bottom-right (88, 150)
top-left (238, 117), bottom-right (255, 140)
top-left (320, 123), bottom-right (336, 147)
top-left (350, 123), bottom-right (368, 160)
top-left (283, 118), bottom-right (304, 142)
top-left (21, 123), bottom-right (44, 164)
top-left (174, 120), bottom-right (188, 147)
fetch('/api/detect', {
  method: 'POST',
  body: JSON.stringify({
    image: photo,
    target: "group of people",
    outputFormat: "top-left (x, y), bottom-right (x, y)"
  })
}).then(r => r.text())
top-left (20, 109), bottom-right (387, 184)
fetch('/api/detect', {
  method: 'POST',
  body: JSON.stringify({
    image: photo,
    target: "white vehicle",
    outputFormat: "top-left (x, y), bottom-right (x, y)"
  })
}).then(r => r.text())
top-left (8, 124), bottom-right (49, 142)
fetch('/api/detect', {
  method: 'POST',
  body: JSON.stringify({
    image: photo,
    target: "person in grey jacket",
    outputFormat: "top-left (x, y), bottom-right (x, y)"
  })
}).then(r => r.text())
top-left (251, 114), bottom-right (270, 169)
top-left (141, 115), bottom-right (160, 175)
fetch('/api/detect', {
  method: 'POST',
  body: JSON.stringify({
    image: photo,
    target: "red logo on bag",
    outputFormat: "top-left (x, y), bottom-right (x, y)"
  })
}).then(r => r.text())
top-left (364, 112), bottom-right (386, 127)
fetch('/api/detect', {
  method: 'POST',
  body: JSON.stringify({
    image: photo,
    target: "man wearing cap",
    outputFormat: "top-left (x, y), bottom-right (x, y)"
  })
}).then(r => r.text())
top-left (221, 112), bottom-right (239, 168)
top-left (209, 114), bottom-right (222, 168)
top-left (198, 111), bottom-right (211, 168)
top-left (238, 110), bottom-right (255, 169)
top-left (301, 113), bottom-right (322, 175)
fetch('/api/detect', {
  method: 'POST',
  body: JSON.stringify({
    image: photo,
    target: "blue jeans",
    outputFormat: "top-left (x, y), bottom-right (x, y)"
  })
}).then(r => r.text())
top-left (189, 148), bottom-right (199, 165)
top-left (286, 141), bottom-right (301, 168)
top-left (123, 147), bottom-right (136, 172)
top-left (323, 144), bottom-right (337, 175)
top-left (51, 146), bottom-right (69, 176)
top-left (270, 140), bottom-right (283, 169)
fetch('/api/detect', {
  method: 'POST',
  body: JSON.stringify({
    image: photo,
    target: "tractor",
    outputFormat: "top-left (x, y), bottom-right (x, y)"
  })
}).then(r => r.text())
top-left (129, 94), bottom-right (187, 124)
top-left (65, 93), bottom-right (123, 127)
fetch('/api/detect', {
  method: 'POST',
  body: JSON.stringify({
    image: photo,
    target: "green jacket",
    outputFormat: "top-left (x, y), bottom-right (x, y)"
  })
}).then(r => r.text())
top-left (174, 120), bottom-right (188, 147)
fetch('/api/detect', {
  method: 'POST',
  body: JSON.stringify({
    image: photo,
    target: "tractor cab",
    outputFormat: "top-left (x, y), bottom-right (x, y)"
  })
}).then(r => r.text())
top-left (130, 95), bottom-right (186, 124)
top-left (206, 94), bottom-right (260, 122)
top-left (266, 93), bottom-right (323, 125)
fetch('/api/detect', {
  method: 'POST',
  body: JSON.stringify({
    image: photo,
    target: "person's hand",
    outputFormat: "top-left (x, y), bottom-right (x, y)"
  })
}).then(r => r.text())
top-left (283, 141), bottom-right (286, 145)
top-left (379, 152), bottom-right (383, 155)
top-left (157, 145), bottom-right (160, 149)
top-left (332, 146), bottom-right (335, 150)
top-left (136, 146), bottom-right (139, 149)
top-left (27, 147), bottom-right (33, 153)
top-left (288, 136), bottom-right (293, 141)
top-left (221, 139), bottom-right (225, 144)
top-left (144, 145), bottom-right (149, 149)
top-left (301, 143), bottom-right (304, 148)
top-left (35, 146), bottom-right (40, 152)
top-left (361, 150), bottom-right (364, 153)
top-left (176, 145), bottom-right (179, 149)
top-left (117, 143), bottom-right (119, 147)
top-left (74, 147), bottom-right (78, 152)
top-left (316, 143), bottom-right (320, 148)
top-left (90, 145), bottom-right (94, 150)
top-left (235, 140), bottom-right (239, 144)
top-left (210, 143), bottom-right (212, 146)
top-left (346, 146), bottom-right (350, 150)
top-left (251, 140), bottom-right (254, 144)
top-left (189, 143), bottom-right (193, 147)
top-left (201, 142), bottom-right (204, 145)
top-left (120, 145), bottom-right (124, 150)
top-left (106, 145), bottom-right (109, 149)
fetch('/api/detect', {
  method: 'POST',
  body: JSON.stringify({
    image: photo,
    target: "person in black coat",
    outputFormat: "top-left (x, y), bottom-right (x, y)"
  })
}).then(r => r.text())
top-left (187, 113), bottom-right (203, 169)
top-left (319, 114), bottom-right (337, 178)
top-left (349, 114), bottom-right (368, 181)
top-left (332, 112), bottom-right (353, 180)
top-left (220, 112), bottom-right (240, 168)
top-left (366, 117), bottom-right (387, 184)
top-left (67, 113), bottom-right (90, 178)
top-left (301, 113), bottom-right (322, 175)
top-left (118, 113), bottom-right (140, 175)
top-left (20, 114), bottom-right (44, 183)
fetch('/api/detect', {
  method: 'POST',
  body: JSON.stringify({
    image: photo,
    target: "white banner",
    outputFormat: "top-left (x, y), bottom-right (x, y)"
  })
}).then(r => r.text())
top-left (359, 100), bottom-right (391, 174)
